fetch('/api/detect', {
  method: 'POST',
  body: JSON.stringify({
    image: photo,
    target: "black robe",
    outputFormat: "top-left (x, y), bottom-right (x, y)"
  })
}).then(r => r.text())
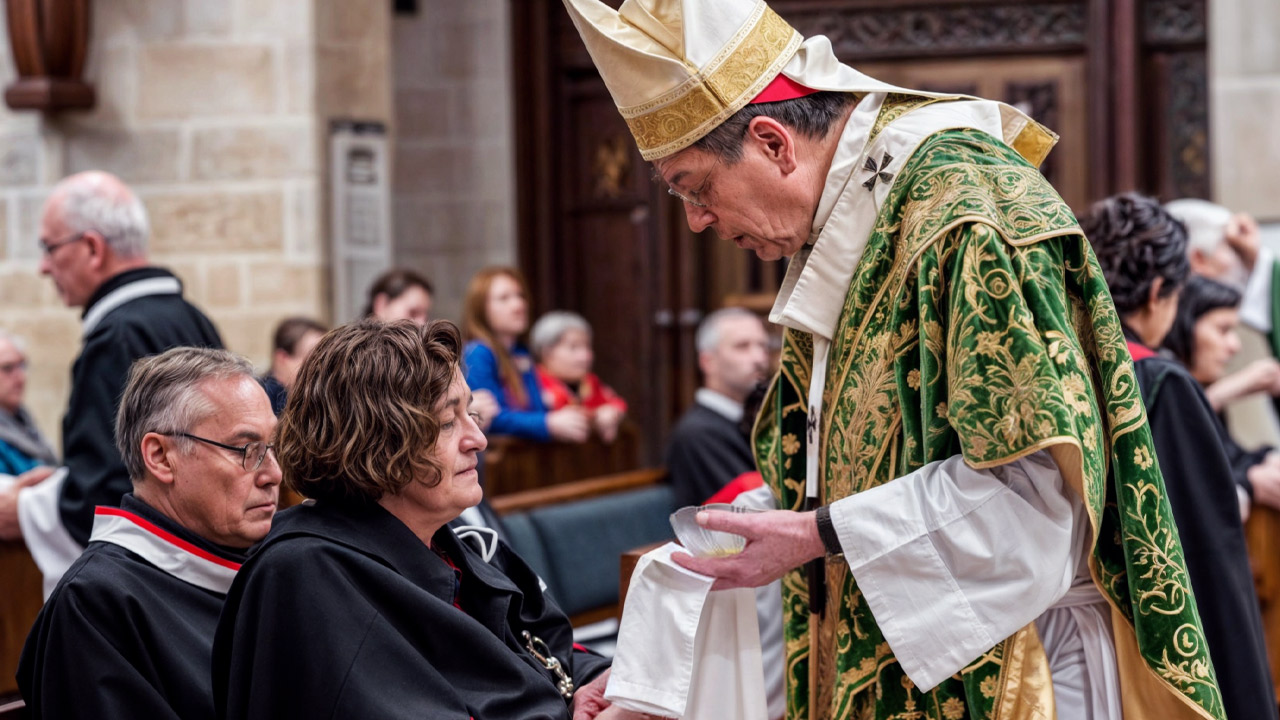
top-left (17, 495), bottom-right (246, 720)
top-left (212, 499), bottom-right (610, 720)
top-left (664, 402), bottom-right (756, 508)
top-left (60, 267), bottom-right (222, 545)
top-left (1133, 351), bottom-right (1278, 720)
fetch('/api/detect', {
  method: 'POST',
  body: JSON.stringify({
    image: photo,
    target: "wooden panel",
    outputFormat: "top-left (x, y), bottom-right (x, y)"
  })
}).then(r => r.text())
top-left (490, 467), bottom-right (666, 515)
top-left (0, 543), bottom-right (42, 697)
top-left (855, 55), bottom-right (1090, 210)
top-left (481, 423), bottom-right (642, 497)
top-left (1246, 507), bottom-right (1280, 699)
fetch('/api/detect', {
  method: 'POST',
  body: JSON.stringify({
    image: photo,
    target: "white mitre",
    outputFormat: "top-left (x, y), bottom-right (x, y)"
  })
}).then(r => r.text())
top-left (561, 0), bottom-right (1056, 165)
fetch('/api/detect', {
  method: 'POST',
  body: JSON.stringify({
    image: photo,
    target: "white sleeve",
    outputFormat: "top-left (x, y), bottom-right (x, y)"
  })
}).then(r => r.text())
top-left (827, 449), bottom-right (1085, 690)
top-left (1240, 247), bottom-right (1275, 333)
top-left (16, 467), bottom-right (85, 598)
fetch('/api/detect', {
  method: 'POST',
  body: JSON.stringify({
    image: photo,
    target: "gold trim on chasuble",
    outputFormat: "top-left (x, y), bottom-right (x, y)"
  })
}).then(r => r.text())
top-left (620, 4), bottom-right (802, 160)
top-left (757, 103), bottom-right (1222, 719)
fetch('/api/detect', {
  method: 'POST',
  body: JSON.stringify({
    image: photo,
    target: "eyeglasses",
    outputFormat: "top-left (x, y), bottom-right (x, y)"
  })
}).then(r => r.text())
top-left (38, 232), bottom-right (87, 257)
top-left (666, 159), bottom-right (719, 208)
top-left (166, 432), bottom-right (276, 472)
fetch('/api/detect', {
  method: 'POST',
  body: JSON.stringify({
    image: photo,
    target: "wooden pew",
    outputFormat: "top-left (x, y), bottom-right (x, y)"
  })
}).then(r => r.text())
top-left (491, 468), bottom-right (674, 625)
top-left (1246, 506), bottom-right (1280, 700)
top-left (482, 421), bottom-right (642, 498)
top-left (0, 542), bottom-right (42, 699)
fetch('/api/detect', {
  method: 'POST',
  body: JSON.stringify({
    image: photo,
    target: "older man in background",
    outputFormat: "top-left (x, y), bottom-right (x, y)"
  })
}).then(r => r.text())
top-left (0, 171), bottom-right (222, 596)
top-left (0, 331), bottom-right (57, 477)
top-left (664, 307), bottom-right (769, 508)
top-left (18, 347), bottom-right (281, 720)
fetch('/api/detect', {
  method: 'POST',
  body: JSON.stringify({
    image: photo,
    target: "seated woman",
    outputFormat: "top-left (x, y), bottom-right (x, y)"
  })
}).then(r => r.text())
top-left (211, 320), bottom-right (625, 719)
top-left (1080, 192), bottom-right (1276, 720)
top-left (530, 311), bottom-right (628, 442)
top-left (1162, 275), bottom-right (1280, 517)
top-left (463, 267), bottom-right (589, 443)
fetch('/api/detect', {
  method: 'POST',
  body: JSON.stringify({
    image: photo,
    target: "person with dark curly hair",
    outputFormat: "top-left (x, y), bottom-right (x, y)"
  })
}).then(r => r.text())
top-left (1081, 193), bottom-right (1276, 720)
top-left (210, 320), bottom-right (636, 720)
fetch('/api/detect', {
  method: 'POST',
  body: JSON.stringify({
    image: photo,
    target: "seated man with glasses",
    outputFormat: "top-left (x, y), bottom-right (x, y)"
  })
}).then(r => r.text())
top-left (17, 346), bottom-right (281, 720)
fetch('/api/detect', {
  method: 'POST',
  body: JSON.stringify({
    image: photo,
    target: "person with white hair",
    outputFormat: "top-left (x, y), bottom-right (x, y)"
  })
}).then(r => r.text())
top-left (530, 310), bottom-right (628, 443)
top-left (0, 330), bottom-right (56, 476)
top-left (0, 171), bottom-right (222, 597)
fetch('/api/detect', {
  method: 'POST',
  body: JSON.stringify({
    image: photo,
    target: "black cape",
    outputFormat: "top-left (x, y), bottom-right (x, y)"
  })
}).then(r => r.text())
top-left (60, 268), bottom-right (222, 546)
top-left (1133, 352), bottom-right (1278, 719)
top-left (664, 402), bottom-right (756, 508)
top-left (17, 495), bottom-right (246, 720)
top-left (212, 499), bottom-right (609, 720)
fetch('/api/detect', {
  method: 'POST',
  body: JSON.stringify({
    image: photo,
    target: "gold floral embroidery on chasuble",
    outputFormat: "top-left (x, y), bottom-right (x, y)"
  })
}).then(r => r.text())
top-left (753, 108), bottom-right (1224, 720)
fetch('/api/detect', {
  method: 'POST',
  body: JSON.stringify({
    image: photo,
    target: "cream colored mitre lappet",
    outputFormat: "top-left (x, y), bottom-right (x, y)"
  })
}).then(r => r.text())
top-left (561, 0), bottom-right (1056, 163)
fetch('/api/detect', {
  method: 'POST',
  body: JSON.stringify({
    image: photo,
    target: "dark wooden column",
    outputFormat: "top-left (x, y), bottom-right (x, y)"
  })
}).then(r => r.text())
top-left (4, 0), bottom-right (95, 112)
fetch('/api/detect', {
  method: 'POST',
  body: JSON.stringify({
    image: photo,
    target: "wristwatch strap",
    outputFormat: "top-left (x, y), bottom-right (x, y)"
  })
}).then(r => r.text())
top-left (814, 505), bottom-right (843, 556)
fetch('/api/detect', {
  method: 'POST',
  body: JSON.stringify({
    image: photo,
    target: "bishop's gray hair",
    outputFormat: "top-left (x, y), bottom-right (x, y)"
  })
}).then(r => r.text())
top-left (115, 347), bottom-right (255, 483)
top-left (691, 91), bottom-right (858, 164)
top-left (529, 311), bottom-right (592, 360)
top-left (695, 307), bottom-right (762, 355)
top-left (55, 172), bottom-right (150, 259)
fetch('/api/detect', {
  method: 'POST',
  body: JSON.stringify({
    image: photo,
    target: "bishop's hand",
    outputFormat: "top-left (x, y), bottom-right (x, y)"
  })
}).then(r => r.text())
top-left (670, 509), bottom-right (826, 590)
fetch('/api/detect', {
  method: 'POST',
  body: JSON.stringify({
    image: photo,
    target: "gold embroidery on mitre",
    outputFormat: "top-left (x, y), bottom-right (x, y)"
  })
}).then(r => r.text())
top-left (621, 4), bottom-right (801, 160)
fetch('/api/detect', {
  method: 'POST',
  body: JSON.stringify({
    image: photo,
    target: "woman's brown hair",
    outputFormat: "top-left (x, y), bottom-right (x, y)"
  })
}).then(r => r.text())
top-left (276, 319), bottom-right (461, 503)
top-left (462, 266), bottom-right (531, 408)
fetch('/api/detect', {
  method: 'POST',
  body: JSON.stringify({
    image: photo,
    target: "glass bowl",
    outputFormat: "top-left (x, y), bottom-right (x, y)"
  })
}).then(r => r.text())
top-left (669, 503), bottom-right (754, 557)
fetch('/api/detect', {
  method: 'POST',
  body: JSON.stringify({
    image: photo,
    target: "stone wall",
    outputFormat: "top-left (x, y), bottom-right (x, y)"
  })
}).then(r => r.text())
top-left (0, 0), bottom-right (391, 448)
top-left (391, 1), bottom-right (517, 323)
top-left (1211, 0), bottom-right (1280, 222)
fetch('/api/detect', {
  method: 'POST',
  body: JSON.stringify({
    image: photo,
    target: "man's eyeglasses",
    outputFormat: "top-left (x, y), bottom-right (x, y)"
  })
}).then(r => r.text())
top-left (666, 159), bottom-right (719, 209)
top-left (165, 432), bottom-right (276, 472)
top-left (38, 232), bottom-right (87, 257)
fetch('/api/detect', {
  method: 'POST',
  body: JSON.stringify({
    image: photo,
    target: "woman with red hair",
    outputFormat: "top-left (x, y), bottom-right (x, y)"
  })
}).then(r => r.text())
top-left (461, 267), bottom-right (589, 443)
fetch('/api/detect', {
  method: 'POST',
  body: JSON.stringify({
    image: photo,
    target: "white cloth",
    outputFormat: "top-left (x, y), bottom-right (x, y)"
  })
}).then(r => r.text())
top-left (606, 542), bottom-right (767, 720)
top-left (1241, 247), bottom-right (1275, 333)
top-left (16, 467), bottom-right (85, 598)
top-left (732, 485), bottom-right (786, 720)
top-left (828, 449), bottom-right (1086, 691)
top-left (1037, 575), bottom-right (1122, 720)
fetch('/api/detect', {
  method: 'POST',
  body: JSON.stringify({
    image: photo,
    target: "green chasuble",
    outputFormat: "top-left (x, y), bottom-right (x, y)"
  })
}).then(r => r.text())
top-left (754, 101), bottom-right (1225, 720)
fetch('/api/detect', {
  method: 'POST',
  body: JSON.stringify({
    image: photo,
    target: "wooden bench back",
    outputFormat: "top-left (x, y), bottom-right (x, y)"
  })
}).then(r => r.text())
top-left (482, 422), bottom-right (642, 498)
top-left (0, 543), bottom-right (42, 698)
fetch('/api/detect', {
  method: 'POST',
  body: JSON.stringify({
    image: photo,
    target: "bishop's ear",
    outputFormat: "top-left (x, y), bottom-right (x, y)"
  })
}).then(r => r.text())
top-left (745, 116), bottom-right (797, 174)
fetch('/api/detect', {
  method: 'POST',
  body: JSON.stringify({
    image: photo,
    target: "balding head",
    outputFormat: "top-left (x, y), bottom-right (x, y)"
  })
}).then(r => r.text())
top-left (39, 171), bottom-right (150, 308)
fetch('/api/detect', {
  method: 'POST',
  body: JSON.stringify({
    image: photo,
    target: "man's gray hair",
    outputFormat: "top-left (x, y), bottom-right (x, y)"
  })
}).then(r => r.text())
top-left (695, 307), bottom-right (761, 354)
top-left (530, 311), bottom-right (592, 360)
top-left (56, 172), bottom-right (150, 259)
top-left (115, 347), bottom-right (255, 483)
top-left (691, 91), bottom-right (858, 164)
